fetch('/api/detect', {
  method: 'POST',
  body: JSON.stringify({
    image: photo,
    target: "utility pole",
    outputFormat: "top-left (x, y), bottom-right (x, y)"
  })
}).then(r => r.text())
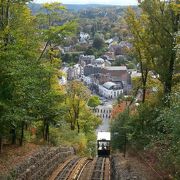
top-left (123, 128), bottom-right (127, 158)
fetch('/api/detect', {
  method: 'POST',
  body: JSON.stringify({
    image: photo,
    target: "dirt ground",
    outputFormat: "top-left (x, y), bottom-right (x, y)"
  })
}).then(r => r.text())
top-left (111, 152), bottom-right (166, 180)
top-left (0, 143), bottom-right (40, 176)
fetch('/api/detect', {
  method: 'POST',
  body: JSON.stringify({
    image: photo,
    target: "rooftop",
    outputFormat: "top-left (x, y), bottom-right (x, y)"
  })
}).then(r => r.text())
top-left (103, 82), bottom-right (116, 89)
top-left (105, 66), bottom-right (127, 71)
top-left (97, 132), bottom-right (111, 141)
top-left (95, 58), bottom-right (105, 64)
top-left (131, 71), bottom-right (142, 78)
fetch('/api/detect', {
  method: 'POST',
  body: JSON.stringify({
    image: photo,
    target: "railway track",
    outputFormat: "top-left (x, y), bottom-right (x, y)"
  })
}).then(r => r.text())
top-left (49, 156), bottom-right (92, 180)
top-left (91, 157), bottom-right (110, 180)
top-left (49, 157), bottom-right (110, 180)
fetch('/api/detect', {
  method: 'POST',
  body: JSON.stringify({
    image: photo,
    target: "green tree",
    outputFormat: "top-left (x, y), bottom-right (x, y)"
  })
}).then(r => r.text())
top-left (85, 47), bottom-right (95, 55)
top-left (65, 81), bottom-right (90, 133)
top-left (35, 3), bottom-right (77, 141)
top-left (37, 3), bottom-right (77, 61)
top-left (92, 34), bottom-right (105, 50)
top-left (127, 0), bottom-right (179, 105)
top-left (0, 1), bottom-right (41, 149)
top-left (88, 96), bottom-right (100, 110)
top-left (111, 111), bottom-right (129, 150)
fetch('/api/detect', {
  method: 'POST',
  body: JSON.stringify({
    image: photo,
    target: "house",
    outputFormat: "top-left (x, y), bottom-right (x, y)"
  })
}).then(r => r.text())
top-left (93, 104), bottom-right (113, 120)
top-left (91, 73), bottom-right (111, 85)
top-left (84, 65), bottom-right (130, 86)
top-left (83, 76), bottom-right (92, 85)
top-left (102, 51), bottom-right (116, 63)
top-left (92, 58), bottom-right (105, 67)
top-left (108, 42), bottom-right (122, 55)
top-left (118, 41), bottom-right (133, 55)
top-left (57, 46), bottom-right (65, 54)
top-left (105, 38), bottom-right (114, 45)
top-left (67, 67), bottom-right (75, 80)
top-left (98, 82), bottom-right (123, 99)
top-left (64, 46), bottom-right (73, 52)
top-left (79, 55), bottom-right (95, 66)
top-left (103, 66), bottom-right (129, 84)
top-left (104, 60), bottom-right (111, 67)
top-left (84, 65), bottom-right (103, 76)
top-left (67, 64), bottom-right (81, 80)
top-left (79, 32), bottom-right (90, 43)
top-left (102, 66), bottom-right (131, 93)
top-left (119, 41), bottom-right (132, 49)
top-left (130, 70), bottom-right (142, 79)
top-left (108, 41), bottom-right (133, 55)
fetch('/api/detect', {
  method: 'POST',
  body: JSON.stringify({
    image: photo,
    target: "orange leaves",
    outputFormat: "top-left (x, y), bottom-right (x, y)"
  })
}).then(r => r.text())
top-left (111, 101), bottom-right (128, 119)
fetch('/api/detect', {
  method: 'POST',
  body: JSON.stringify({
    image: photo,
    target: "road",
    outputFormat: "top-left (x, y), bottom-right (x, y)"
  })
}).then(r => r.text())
top-left (96, 99), bottom-right (115, 132)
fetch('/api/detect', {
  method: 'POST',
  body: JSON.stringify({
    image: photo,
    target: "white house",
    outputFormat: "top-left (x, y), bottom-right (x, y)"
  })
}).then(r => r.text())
top-left (67, 64), bottom-right (82, 80)
top-left (105, 38), bottom-right (114, 45)
top-left (94, 104), bottom-right (113, 120)
top-left (98, 82), bottom-right (123, 99)
top-left (92, 58), bottom-right (105, 67)
top-left (130, 70), bottom-right (142, 78)
top-left (83, 76), bottom-right (92, 85)
top-left (80, 32), bottom-right (90, 43)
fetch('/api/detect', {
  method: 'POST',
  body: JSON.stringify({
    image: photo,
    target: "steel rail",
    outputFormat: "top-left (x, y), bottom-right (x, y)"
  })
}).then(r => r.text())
top-left (76, 159), bottom-right (92, 180)
top-left (91, 157), bottom-right (106, 180)
top-left (67, 157), bottom-right (89, 180)
top-left (49, 156), bottom-right (76, 180)
top-left (55, 157), bottom-right (80, 180)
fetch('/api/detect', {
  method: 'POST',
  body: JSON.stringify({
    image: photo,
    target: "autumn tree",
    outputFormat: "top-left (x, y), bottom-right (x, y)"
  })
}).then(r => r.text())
top-left (125, 8), bottom-right (152, 103)
top-left (126, 0), bottom-right (179, 105)
top-left (65, 81), bottom-right (90, 133)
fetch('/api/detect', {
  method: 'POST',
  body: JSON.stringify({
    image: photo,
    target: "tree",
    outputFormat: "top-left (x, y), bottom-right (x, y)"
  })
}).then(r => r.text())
top-left (37, 3), bottom-right (77, 62)
top-left (125, 8), bottom-right (152, 103)
top-left (85, 47), bottom-right (95, 55)
top-left (111, 101), bottom-right (128, 119)
top-left (0, 2), bottom-right (77, 149)
top-left (65, 81), bottom-right (90, 133)
top-left (88, 96), bottom-right (100, 110)
top-left (35, 3), bottom-right (77, 141)
top-left (111, 111), bottom-right (129, 150)
top-left (92, 34), bottom-right (105, 50)
top-left (0, 1), bottom-right (41, 149)
top-left (127, 0), bottom-right (179, 105)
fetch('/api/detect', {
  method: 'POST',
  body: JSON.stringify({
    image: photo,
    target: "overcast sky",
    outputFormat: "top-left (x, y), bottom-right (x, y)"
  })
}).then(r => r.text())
top-left (33, 0), bottom-right (138, 5)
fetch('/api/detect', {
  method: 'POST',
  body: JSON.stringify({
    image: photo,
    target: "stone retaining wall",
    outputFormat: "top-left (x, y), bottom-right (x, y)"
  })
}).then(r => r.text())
top-left (6, 146), bottom-right (74, 180)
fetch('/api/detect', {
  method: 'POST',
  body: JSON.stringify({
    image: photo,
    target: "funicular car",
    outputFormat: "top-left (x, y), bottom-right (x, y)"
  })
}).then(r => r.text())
top-left (97, 132), bottom-right (111, 157)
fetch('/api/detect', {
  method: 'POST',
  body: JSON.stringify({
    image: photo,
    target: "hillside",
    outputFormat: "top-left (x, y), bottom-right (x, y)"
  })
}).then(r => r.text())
top-left (28, 3), bottom-right (136, 14)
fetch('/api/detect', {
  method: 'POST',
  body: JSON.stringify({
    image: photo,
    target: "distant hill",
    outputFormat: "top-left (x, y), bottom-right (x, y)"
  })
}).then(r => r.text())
top-left (28, 3), bottom-right (42, 14)
top-left (64, 4), bottom-right (115, 11)
top-left (28, 3), bottom-right (135, 14)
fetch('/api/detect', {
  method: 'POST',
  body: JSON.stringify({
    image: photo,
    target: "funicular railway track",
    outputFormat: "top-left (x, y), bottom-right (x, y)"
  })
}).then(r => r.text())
top-left (91, 157), bottom-right (105, 180)
top-left (49, 156), bottom-right (92, 180)
top-left (49, 157), bottom-right (110, 180)
top-left (91, 157), bottom-right (110, 180)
